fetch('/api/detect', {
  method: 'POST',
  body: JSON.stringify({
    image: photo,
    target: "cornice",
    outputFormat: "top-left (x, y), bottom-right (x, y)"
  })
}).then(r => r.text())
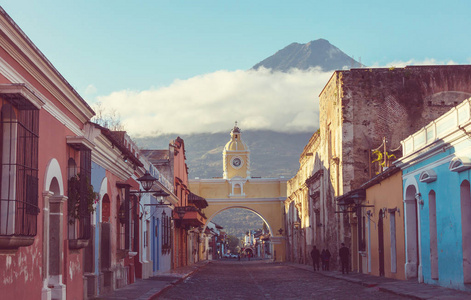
top-left (0, 12), bottom-right (94, 123)
top-left (0, 56), bottom-right (84, 136)
top-left (92, 135), bottom-right (134, 180)
top-left (206, 197), bottom-right (285, 203)
top-left (305, 169), bottom-right (324, 185)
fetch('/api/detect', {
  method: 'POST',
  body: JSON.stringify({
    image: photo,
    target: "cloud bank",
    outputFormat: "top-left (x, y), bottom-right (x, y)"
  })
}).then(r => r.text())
top-left (96, 67), bottom-right (332, 137)
top-left (93, 58), bottom-right (463, 137)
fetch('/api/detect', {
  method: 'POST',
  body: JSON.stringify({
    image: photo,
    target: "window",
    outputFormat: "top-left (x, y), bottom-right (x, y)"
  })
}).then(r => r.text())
top-left (67, 147), bottom-right (92, 245)
top-left (0, 97), bottom-right (39, 247)
top-left (162, 211), bottom-right (172, 254)
top-left (116, 183), bottom-right (131, 251)
top-left (118, 196), bottom-right (128, 250)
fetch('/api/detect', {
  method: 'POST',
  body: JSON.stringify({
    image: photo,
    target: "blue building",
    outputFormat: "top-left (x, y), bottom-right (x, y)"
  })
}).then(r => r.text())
top-left (397, 98), bottom-right (471, 291)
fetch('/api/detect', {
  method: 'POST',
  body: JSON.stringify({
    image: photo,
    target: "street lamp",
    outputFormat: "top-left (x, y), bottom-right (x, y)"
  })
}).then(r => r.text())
top-left (137, 171), bottom-right (157, 192)
top-left (153, 189), bottom-right (170, 206)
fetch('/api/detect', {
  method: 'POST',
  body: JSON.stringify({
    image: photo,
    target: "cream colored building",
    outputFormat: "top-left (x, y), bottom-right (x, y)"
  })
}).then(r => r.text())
top-left (189, 124), bottom-right (287, 261)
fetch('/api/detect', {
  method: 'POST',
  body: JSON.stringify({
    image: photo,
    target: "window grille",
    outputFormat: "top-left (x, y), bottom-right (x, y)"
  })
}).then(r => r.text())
top-left (116, 184), bottom-right (131, 250)
top-left (67, 147), bottom-right (92, 241)
top-left (0, 100), bottom-right (39, 238)
top-left (162, 212), bottom-right (172, 254)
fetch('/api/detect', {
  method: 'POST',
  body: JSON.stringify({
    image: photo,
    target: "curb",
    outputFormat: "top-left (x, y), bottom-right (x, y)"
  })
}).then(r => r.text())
top-left (147, 262), bottom-right (210, 299)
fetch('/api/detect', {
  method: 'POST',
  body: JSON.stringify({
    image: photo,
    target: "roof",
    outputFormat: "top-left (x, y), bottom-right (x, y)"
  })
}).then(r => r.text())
top-left (92, 123), bottom-right (143, 168)
top-left (188, 192), bottom-right (208, 208)
top-left (141, 149), bottom-right (169, 163)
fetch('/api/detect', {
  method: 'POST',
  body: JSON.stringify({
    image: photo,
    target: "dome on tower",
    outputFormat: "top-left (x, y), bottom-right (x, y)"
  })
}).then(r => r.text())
top-left (224, 122), bottom-right (249, 151)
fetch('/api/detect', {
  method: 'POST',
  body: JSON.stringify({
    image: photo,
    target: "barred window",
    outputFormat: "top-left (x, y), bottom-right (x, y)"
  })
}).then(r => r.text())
top-left (117, 183), bottom-right (131, 251)
top-left (0, 100), bottom-right (39, 239)
top-left (162, 211), bottom-right (172, 254)
top-left (67, 147), bottom-right (92, 243)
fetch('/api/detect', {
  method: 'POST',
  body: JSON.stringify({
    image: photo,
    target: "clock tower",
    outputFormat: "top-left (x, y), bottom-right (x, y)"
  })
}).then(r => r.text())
top-left (223, 122), bottom-right (250, 179)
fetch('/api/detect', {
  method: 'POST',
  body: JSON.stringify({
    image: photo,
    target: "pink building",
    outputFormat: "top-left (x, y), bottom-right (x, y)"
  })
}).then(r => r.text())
top-left (0, 7), bottom-right (95, 300)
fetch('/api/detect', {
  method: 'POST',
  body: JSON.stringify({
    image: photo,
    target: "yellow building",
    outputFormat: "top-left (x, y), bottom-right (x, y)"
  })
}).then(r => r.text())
top-left (189, 124), bottom-right (287, 261)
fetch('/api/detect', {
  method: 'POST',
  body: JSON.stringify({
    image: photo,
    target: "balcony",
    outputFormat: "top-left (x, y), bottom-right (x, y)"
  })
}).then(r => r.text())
top-left (174, 206), bottom-right (206, 227)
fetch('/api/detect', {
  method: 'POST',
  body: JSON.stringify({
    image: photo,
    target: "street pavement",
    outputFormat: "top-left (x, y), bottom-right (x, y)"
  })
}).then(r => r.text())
top-left (94, 258), bottom-right (471, 299)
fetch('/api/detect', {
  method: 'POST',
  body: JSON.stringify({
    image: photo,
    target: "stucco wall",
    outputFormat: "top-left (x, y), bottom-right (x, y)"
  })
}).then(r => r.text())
top-left (401, 136), bottom-right (471, 290)
top-left (365, 170), bottom-right (405, 280)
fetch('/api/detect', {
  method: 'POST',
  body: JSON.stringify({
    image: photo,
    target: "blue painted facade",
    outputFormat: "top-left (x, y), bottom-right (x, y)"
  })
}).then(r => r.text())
top-left (399, 98), bottom-right (471, 291)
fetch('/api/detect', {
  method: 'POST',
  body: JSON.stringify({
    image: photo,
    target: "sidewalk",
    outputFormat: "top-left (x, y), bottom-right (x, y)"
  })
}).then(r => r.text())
top-left (93, 260), bottom-right (210, 300)
top-left (287, 262), bottom-right (471, 299)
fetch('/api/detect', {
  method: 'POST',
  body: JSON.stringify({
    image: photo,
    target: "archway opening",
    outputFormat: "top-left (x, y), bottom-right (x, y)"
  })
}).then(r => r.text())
top-left (460, 180), bottom-right (471, 283)
top-left (404, 184), bottom-right (419, 279)
top-left (210, 207), bottom-right (272, 260)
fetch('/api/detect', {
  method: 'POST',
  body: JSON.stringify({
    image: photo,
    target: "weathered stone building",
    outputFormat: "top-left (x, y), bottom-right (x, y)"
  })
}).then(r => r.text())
top-left (286, 65), bottom-right (471, 270)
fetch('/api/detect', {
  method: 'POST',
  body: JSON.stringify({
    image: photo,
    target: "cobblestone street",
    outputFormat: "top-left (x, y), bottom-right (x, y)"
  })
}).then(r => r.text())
top-left (156, 260), bottom-right (409, 300)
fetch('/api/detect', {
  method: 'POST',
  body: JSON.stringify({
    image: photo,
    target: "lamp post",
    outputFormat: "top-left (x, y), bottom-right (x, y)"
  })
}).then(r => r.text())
top-left (137, 171), bottom-right (157, 192)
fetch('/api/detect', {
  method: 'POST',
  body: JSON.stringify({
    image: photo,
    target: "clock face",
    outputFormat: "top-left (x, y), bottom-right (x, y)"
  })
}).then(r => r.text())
top-left (232, 157), bottom-right (242, 167)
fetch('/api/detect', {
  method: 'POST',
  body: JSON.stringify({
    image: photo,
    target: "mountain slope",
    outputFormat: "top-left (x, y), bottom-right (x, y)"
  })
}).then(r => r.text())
top-left (252, 38), bottom-right (363, 72)
top-left (136, 130), bottom-right (312, 179)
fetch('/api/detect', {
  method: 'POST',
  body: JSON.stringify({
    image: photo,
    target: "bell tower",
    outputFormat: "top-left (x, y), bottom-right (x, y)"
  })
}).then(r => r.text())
top-left (223, 122), bottom-right (250, 179)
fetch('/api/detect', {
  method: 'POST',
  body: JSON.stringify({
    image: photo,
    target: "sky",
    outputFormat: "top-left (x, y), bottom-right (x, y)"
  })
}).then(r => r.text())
top-left (1, 1), bottom-right (470, 137)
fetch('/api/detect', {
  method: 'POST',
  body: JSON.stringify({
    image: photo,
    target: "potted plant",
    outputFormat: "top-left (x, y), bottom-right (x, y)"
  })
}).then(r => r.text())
top-left (68, 173), bottom-right (97, 249)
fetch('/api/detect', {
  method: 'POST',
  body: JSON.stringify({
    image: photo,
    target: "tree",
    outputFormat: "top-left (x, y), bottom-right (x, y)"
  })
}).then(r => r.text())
top-left (91, 101), bottom-right (125, 131)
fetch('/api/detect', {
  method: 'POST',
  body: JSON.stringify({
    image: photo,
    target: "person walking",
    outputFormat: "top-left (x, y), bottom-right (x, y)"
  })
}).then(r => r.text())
top-left (339, 243), bottom-right (349, 274)
top-left (321, 249), bottom-right (327, 270)
top-left (324, 248), bottom-right (331, 271)
top-left (310, 246), bottom-right (320, 271)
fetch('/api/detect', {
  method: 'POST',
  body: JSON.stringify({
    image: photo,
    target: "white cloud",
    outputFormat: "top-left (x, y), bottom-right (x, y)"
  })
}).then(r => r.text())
top-left (96, 67), bottom-right (332, 137)
top-left (84, 84), bottom-right (98, 96)
top-left (371, 58), bottom-right (458, 68)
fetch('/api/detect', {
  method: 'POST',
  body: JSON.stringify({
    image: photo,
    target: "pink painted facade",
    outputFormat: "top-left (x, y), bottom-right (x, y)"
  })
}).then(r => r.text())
top-left (0, 8), bottom-right (93, 300)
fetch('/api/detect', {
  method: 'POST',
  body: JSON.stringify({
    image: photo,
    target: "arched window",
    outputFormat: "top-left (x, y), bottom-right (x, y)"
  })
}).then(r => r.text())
top-left (234, 184), bottom-right (241, 195)
top-left (102, 194), bottom-right (111, 223)
top-left (429, 190), bottom-right (438, 280)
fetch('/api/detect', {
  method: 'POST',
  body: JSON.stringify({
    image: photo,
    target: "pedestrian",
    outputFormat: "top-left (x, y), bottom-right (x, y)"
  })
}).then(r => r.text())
top-left (238, 253), bottom-right (240, 261)
top-left (324, 248), bottom-right (331, 271)
top-left (310, 246), bottom-right (320, 271)
top-left (339, 243), bottom-right (349, 274)
top-left (321, 249), bottom-right (327, 270)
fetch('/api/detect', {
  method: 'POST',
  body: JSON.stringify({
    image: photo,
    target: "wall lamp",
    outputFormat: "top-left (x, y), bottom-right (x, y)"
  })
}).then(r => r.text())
top-left (415, 193), bottom-right (424, 206)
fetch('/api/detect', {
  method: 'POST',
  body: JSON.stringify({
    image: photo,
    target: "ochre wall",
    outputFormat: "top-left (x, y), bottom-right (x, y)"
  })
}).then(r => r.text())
top-left (365, 171), bottom-right (405, 280)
